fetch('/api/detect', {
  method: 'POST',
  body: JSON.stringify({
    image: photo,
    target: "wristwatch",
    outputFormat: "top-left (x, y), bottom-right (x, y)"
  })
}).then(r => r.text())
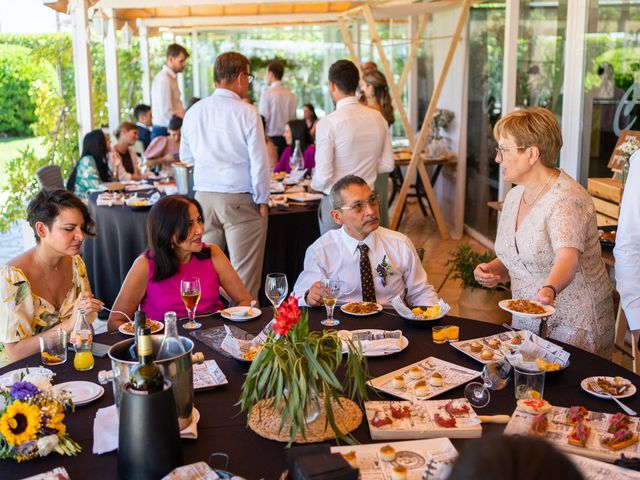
top-left (541, 284), bottom-right (558, 299)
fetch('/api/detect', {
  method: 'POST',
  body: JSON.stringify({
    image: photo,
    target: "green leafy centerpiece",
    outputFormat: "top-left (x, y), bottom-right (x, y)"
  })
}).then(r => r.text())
top-left (239, 296), bottom-right (368, 444)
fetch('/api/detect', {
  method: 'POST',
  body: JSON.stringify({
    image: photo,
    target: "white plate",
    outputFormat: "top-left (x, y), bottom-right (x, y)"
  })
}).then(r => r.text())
top-left (220, 307), bottom-right (261, 322)
top-left (580, 376), bottom-right (637, 400)
top-left (340, 302), bottom-right (384, 316)
top-left (340, 329), bottom-right (409, 357)
top-left (54, 381), bottom-right (104, 406)
top-left (498, 299), bottom-right (555, 318)
top-left (118, 319), bottom-right (164, 336)
top-left (0, 367), bottom-right (53, 387)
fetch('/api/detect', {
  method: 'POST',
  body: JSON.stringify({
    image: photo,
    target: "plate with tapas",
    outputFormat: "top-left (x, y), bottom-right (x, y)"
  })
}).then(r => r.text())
top-left (118, 319), bottom-right (164, 336)
top-left (581, 376), bottom-right (636, 400)
top-left (498, 299), bottom-right (555, 318)
top-left (340, 302), bottom-right (383, 316)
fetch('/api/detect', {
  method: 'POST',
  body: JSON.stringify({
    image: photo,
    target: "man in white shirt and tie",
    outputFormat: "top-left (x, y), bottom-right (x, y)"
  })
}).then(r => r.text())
top-left (180, 51), bottom-right (271, 301)
top-left (259, 60), bottom-right (297, 158)
top-left (294, 175), bottom-right (438, 308)
top-left (151, 43), bottom-right (188, 140)
top-left (311, 59), bottom-right (394, 235)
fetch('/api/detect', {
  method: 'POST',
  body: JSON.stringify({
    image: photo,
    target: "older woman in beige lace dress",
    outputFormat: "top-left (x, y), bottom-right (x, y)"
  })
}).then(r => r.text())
top-left (473, 108), bottom-right (614, 358)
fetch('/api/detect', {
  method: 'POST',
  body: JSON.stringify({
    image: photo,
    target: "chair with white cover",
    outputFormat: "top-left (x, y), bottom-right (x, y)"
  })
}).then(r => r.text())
top-left (35, 165), bottom-right (65, 191)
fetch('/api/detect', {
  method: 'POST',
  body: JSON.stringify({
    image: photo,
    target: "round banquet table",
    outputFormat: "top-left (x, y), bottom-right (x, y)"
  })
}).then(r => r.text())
top-left (81, 192), bottom-right (320, 312)
top-left (1, 311), bottom-right (639, 479)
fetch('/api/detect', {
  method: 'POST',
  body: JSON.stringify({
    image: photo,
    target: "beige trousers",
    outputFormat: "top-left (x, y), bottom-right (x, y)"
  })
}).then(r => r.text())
top-left (195, 192), bottom-right (268, 301)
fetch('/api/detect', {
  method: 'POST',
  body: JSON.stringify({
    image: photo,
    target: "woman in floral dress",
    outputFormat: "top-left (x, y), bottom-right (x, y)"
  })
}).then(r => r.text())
top-left (0, 190), bottom-right (103, 365)
top-left (473, 108), bottom-right (614, 358)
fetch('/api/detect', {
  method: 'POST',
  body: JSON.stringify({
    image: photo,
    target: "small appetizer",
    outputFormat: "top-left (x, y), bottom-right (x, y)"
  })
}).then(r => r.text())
top-left (409, 366), bottom-right (423, 380)
top-left (566, 406), bottom-right (589, 425)
top-left (601, 428), bottom-right (639, 451)
top-left (567, 423), bottom-right (591, 448)
top-left (379, 445), bottom-right (396, 462)
top-left (535, 358), bottom-right (561, 372)
top-left (390, 403), bottom-right (411, 419)
top-left (511, 334), bottom-right (523, 345)
top-left (517, 398), bottom-right (552, 415)
top-left (444, 399), bottom-right (470, 415)
top-left (429, 372), bottom-right (444, 387)
top-left (371, 410), bottom-right (393, 428)
top-left (488, 338), bottom-right (501, 349)
top-left (470, 341), bottom-right (483, 352)
top-left (414, 380), bottom-right (430, 397)
top-left (392, 375), bottom-right (406, 389)
top-left (434, 411), bottom-right (457, 428)
top-left (391, 465), bottom-right (408, 480)
top-left (528, 413), bottom-right (549, 437)
top-left (480, 349), bottom-right (494, 361)
top-left (341, 451), bottom-right (358, 469)
top-left (608, 412), bottom-right (632, 433)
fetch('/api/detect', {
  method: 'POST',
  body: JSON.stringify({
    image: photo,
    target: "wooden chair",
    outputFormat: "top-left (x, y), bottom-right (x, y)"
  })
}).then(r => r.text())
top-left (35, 165), bottom-right (65, 191)
top-left (613, 304), bottom-right (640, 373)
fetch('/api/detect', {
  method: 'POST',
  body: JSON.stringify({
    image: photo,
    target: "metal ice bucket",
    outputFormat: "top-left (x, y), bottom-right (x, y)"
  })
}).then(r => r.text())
top-left (173, 163), bottom-right (194, 197)
top-left (98, 336), bottom-right (204, 430)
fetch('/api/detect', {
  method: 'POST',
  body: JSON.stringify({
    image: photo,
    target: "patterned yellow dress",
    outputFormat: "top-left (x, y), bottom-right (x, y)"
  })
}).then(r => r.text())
top-left (494, 170), bottom-right (614, 358)
top-left (0, 255), bottom-right (91, 366)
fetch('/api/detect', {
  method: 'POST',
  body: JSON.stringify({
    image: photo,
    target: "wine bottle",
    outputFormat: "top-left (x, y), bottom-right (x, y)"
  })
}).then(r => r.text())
top-left (128, 310), bottom-right (146, 361)
top-left (157, 312), bottom-right (186, 360)
top-left (129, 325), bottom-right (164, 394)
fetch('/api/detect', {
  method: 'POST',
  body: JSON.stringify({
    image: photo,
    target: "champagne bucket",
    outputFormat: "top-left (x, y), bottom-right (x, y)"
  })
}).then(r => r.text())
top-left (98, 336), bottom-right (204, 430)
top-left (173, 163), bottom-right (194, 197)
top-left (118, 380), bottom-right (183, 480)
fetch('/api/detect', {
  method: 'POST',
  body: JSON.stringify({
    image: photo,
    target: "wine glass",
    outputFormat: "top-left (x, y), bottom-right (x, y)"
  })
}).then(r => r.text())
top-left (464, 360), bottom-right (512, 408)
top-left (320, 278), bottom-right (341, 327)
top-left (265, 273), bottom-right (288, 314)
top-left (181, 277), bottom-right (202, 330)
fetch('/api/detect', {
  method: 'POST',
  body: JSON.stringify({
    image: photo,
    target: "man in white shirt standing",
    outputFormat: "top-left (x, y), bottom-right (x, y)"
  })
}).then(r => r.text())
top-left (180, 51), bottom-right (270, 301)
top-left (312, 59), bottom-right (394, 235)
top-left (294, 175), bottom-right (438, 308)
top-left (614, 150), bottom-right (640, 346)
top-left (259, 60), bottom-right (297, 158)
top-left (151, 43), bottom-right (188, 140)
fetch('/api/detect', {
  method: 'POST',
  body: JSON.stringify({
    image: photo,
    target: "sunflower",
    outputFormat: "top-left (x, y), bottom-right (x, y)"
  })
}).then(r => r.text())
top-left (0, 401), bottom-right (41, 446)
top-left (47, 412), bottom-right (66, 435)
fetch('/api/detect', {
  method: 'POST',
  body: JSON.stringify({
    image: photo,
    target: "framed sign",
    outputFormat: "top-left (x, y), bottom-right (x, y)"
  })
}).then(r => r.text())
top-left (608, 129), bottom-right (640, 173)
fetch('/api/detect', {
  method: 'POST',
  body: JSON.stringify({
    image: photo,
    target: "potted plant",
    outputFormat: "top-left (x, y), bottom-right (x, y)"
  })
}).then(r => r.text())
top-left (445, 244), bottom-right (511, 324)
top-left (239, 296), bottom-right (368, 445)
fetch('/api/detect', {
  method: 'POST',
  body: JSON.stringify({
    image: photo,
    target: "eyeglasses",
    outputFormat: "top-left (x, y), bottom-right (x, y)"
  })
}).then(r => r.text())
top-left (495, 145), bottom-right (529, 161)
top-left (242, 72), bottom-right (255, 84)
top-left (338, 195), bottom-right (380, 213)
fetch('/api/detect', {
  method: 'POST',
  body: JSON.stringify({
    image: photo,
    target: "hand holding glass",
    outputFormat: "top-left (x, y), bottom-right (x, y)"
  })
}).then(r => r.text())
top-left (320, 279), bottom-right (341, 327)
top-left (464, 360), bottom-right (512, 408)
top-left (181, 277), bottom-right (202, 330)
top-left (265, 273), bottom-right (288, 312)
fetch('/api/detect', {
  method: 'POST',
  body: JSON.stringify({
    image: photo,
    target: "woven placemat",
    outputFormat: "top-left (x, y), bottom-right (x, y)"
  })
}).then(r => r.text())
top-left (248, 396), bottom-right (362, 443)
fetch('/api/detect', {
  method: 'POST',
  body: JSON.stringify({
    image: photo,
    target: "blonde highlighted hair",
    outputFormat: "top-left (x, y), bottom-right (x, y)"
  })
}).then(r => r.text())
top-left (493, 107), bottom-right (562, 168)
top-left (363, 70), bottom-right (395, 126)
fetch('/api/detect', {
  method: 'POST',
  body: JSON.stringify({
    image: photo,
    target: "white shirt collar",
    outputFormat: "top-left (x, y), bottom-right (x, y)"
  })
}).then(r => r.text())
top-left (336, 96), bottom-right (359, 110)
top-left (213, 88), bottom-right (242, 100)
top-left (340, 227), bottom-right (375, 255)
top-left (136, 121), bottom-right (150, 130)
top-left (271, 81), bottom-right (283, 88)
top-left (162, 64), bottom-right (177, 79)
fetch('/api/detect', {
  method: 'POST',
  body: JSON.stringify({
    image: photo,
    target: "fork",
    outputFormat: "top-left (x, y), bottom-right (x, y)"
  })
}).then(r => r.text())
top-left (587, 379), bottom-right (637, 416)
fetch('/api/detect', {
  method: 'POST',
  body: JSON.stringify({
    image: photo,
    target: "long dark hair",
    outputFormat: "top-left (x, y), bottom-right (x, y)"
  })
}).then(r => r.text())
top-left (66, 130), bottom-right (111, 190)
top-left (288, 119), bottom-right (313, 152)
top-left (27, 189), bottom-right (95, 243)
top-left (303, 103), bottom-right (318, 122)
top-left (363, 70), bottom-right (395, 126)
top-left (146, 195), bottom-right (211, 281)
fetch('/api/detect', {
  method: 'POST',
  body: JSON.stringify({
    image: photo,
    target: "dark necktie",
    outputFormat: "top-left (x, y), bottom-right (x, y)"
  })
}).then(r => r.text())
top-left (358, 244), bottom-right (377, 303)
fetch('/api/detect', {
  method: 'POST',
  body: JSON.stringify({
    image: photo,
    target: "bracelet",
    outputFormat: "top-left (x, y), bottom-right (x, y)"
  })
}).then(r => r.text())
top-left (541, 284), bottom-right (558, 299)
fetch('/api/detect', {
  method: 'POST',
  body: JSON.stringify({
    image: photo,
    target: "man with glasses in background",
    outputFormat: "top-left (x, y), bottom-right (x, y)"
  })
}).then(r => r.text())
top-left (294, 175), bottom-right (439, 307)
top-left (180, 51), bottom-right (270, 301)
top-left (311, 59), bottom-right (394, 234)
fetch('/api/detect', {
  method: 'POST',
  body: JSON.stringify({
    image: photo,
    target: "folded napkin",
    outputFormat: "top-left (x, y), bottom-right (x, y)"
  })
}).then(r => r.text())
top-left (270, 181), bottom-right (285, 193)
top-left (93, 405), bottom-right (199, 454)
top-left (340, 330), bottom-right (404, 355)
top-left (390, 295), bottom-right (451, 320)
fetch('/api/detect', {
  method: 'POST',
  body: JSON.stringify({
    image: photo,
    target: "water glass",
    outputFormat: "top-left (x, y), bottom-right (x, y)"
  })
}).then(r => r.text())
top-left (39, 328), bottom-right (68, 365)
top-left (265, 273), bottom-right (288, 312)
top-left (514, 366), bottom-right (546, 400)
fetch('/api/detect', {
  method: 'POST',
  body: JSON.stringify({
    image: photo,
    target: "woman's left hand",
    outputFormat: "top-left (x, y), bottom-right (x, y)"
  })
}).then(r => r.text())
top-left (536, 287), bottom-right (555, 306)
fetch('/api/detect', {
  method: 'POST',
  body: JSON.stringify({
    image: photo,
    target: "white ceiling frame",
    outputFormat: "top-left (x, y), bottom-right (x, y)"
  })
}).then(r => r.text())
top-left (93, 0), bottom-right (386, 7)
top-left (137, 12), bottom-right (340, 27)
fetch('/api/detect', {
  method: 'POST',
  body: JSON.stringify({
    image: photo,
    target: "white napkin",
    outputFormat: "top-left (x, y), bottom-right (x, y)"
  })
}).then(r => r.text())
top-left (270, 181), bottom-right (285, 193)
top-left (390, 295), bottom-right (451, 320)
top-left (162, 462), bottom-right (248, 480)
top-left (340, 330), bottom-right (404, 355)
top-left (93, 405), bottom-right (199, 454)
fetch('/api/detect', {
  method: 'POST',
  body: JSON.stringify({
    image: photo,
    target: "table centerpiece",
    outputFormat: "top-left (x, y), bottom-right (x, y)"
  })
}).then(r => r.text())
top-left (239, 295), bottom-right (368, 445)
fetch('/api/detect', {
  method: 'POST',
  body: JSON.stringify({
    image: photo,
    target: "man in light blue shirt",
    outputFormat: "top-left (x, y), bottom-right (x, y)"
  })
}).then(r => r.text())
top-left (180, 51), bottom-right (270, 300)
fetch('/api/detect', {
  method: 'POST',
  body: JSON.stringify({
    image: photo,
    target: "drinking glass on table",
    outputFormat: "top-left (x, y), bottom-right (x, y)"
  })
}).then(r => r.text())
top-left (181, 277), bottom-right (202, 330)
top-left (265, 273), bottom-right (288, 313)
top-left (320, 278), bottom-right (341, 327)
top-left (464, 360), bottom-right (512, 408)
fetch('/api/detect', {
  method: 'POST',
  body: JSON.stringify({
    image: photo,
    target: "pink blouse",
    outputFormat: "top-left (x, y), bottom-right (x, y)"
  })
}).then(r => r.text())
top-left (139, 247), bottom-right (224, 320)
top-left (274, 145), bottom-right (316, 175)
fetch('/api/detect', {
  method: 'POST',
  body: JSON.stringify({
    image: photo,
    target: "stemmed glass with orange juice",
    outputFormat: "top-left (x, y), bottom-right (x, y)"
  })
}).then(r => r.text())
top-left (181, 277), bottom-right (202, 330)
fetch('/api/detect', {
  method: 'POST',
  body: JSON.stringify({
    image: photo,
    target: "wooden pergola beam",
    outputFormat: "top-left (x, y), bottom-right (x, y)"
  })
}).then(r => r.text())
top-left (338, 17), bottom-right (362, 73)
top-left (138, 12), bottom-right (339, 27)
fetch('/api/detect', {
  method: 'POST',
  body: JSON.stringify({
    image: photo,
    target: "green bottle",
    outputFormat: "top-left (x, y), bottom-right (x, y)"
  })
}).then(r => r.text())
top-left (129, 325), bottom-right (164, 394)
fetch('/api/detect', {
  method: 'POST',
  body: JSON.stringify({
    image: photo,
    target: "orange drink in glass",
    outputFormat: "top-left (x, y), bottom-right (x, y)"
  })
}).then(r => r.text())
top-left (432, 325), bottom-right (448, 344)
top-left (445, 325), bottom-right (460, 342)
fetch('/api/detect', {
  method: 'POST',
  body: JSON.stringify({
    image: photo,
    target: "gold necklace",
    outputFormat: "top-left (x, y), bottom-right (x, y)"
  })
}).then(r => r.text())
top-left (522, 171), bottom-right (556, 206)
top-left (35, 252), bottom-right (68, 310)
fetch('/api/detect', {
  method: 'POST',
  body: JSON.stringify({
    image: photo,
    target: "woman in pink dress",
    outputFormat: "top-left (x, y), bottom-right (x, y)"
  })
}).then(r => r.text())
top-left (107, 195), bottom-right (252, 328)
top-left (274, 119), bottom-right (315, 175)
top-left (143, 116), bottom-right (182, 177)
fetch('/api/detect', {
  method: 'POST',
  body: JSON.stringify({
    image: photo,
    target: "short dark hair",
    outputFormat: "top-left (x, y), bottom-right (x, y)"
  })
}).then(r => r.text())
top-left (166, 43), bottom-right (189, 59)
top-left (267, 60), bottom-right (285, 80)
top-left (133, 104), bottom-right (150, 120)
top-left (27, 189), bottom-right (95, 243)
top-left (328, 60), bottom-right (359, 95)
top-left (146, 195), bottom-right (211, 282)
top-left (330, 175), bottom-right (368, 209)
top-left (214, 51), bottom-right (249, 84)
top-left (168, 116), bottom-right (183, 131)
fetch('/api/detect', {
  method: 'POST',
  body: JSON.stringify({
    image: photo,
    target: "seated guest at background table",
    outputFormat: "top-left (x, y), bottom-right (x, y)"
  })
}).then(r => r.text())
top-left (133, 104), bottom-right (152, 150)
top-left (187, 96), bottom-right (201, 111)
top-left (107, 195), bottom-right (252, 329)
top-left (144, 115), bottom-right (182, 176)
top-left (261, 115), bottom-right (279, 169)
top-left (0, 190), bottom-right (103, 365)
top-left (293, 175), bottom-right (438, 308)
top-left (473, 107), bottom-right (614, 358)
top-left (66, 129), bottom-right (113, 200)
top-left (447, 435), bottom-right (583, 480)
top-left (274, 119), bottom-right (315, 175)
top-left (109, 122), bottom-right (143, 181)
top-left (303, 103), bottom-right (319, 139)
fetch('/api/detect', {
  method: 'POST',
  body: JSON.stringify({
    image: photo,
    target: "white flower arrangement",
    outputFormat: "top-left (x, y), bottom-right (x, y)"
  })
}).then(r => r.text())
top-left (618, 137), bottom-right (640, 157)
